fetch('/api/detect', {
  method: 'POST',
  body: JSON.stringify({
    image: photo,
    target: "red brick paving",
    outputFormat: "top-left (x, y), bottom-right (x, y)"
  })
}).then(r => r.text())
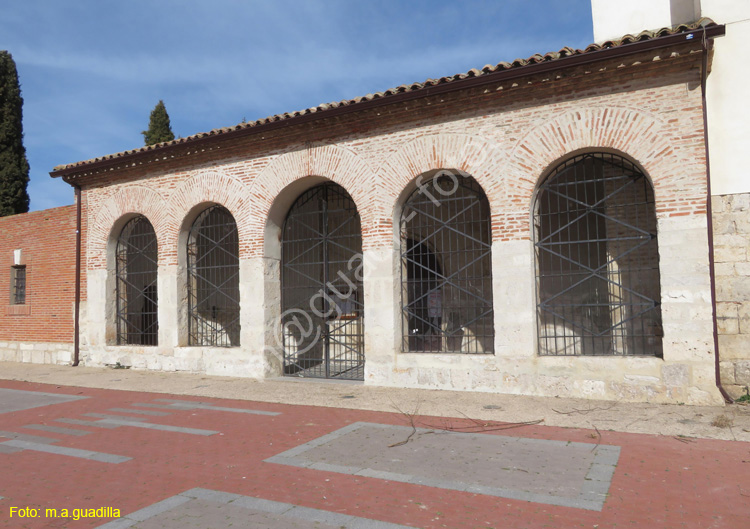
top-left (0, 380), bottom-right (748, 529)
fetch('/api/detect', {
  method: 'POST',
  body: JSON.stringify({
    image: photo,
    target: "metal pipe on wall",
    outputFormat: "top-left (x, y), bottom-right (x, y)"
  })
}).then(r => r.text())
top-left (73, 184), bottom-right (81, 367)
top-left (701, 29), bottom-right (732, 403)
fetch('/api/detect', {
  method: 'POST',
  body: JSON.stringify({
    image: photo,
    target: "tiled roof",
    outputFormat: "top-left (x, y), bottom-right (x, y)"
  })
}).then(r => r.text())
top-left (52, 19), bottom-right (718, 175)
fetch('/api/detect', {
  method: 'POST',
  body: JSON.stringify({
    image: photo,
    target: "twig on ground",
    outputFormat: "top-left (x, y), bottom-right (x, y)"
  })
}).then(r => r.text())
top-left (389, 426), bottom-right (417, 448)
top-left (388, 397), bottom-right (422, 448)
top-left (589, 425), bottom-right (602, 452)
top-left (388, 396), bottom-right (543, 446)
top-left (421, 418), bottom-right (544, 432)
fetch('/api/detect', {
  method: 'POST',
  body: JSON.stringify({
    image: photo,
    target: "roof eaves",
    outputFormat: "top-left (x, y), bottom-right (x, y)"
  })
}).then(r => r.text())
top-left (51, 19), bottom-right (724, 180)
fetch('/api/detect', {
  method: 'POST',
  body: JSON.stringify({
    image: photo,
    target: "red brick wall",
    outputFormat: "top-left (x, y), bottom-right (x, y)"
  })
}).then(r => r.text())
top-left (0, 205), bottom-right (82, 343)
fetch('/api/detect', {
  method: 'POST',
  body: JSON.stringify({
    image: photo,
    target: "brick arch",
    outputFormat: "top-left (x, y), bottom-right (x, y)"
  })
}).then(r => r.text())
top-left (375, 133), bottom-right (505, 246)
top-left (166, 170), bottom-right (252, 260)
top-left (499, 106), bottom-right (691, 240)
top-left (249, 144), bottom-right (376, 254)
top-left (379, 133), bottom-right (505, 209)
top-left (506, 106), bottom-right (684, 203)
top-left (88, 186), bottom-right (170, 269)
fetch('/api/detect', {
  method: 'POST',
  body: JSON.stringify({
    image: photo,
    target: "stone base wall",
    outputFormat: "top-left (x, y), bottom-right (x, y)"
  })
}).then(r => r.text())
top-left (0, 341), bottom-right (74, 365)
top-left (713, 193), bottom-right (750, 399)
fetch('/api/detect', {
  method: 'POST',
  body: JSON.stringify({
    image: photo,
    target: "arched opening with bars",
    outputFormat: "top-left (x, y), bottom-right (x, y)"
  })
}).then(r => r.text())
top-left (187, 205), bottom-right (240, 347)
top-left (116, 215), bottom-right (158, 345)
top-left (281, 182), bottom-right (364, 380)
top-left (534, 152), bottom-right (663, 357)
top-left (400, 172), bottom-right (494, 354)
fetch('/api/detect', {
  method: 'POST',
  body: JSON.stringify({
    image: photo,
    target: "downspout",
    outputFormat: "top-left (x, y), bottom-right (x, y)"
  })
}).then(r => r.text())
top-left (72, 184), bottom-right (82, 367)
top-left (700, 29), bottom-right (732, 403)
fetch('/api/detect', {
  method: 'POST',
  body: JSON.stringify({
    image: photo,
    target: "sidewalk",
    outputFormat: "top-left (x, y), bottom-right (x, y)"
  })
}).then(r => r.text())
top-left (1, 362), bottom-right (749, 442)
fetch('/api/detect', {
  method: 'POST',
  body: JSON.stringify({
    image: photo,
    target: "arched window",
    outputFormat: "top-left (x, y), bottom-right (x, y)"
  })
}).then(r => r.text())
top-left (187, 205), bottom-right (240, 346)
top-left (534, 153), bottom-right (663, 356)
top-left (400, 172), bottom-right (494, 353)
top-left (116, 216), bottom-right (158, 345)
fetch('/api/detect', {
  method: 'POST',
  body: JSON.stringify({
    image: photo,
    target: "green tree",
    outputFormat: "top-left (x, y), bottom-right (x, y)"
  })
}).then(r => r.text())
top-left (141, 100), bottom-right (175, 146)
top-left (0, 51), bottom-right (30, 216)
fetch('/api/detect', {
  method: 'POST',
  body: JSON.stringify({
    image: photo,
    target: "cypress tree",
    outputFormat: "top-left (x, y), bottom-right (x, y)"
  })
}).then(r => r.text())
top-left (0, 51), bottom-right (30, 216)
top-left (141, 100), bottom-right (175, 146)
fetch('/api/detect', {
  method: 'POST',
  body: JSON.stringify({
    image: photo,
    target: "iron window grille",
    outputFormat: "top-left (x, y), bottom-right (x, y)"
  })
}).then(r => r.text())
top-left (400, 172), bottom-right (495, 354)
top-left (11, 266), bottom-right (26, 305)
top-left (187, 205), bottom-right (240, 347)
top-left (534, 153), bottom-right (663, 357)
top-left (115, 216), bottom-right (158, 345)
top-left (281, 183), bottom-right (365, 380)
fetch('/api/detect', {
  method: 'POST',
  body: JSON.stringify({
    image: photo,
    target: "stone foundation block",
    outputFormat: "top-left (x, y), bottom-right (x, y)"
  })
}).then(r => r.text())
top-left (735, 361), bottom-right (750, 385)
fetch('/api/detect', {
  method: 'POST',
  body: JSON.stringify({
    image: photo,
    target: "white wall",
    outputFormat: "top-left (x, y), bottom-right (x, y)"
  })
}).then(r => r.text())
top-left (703, 1), bottom-right (750, 195)
top-left (592, 0), bottom-right (750, 195)
top-left (591, 0), bottom-right (700, 42)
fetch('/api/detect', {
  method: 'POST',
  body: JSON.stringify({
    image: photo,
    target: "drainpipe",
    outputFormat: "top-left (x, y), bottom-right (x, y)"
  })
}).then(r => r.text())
top-left (700, 29), bottom-right (732, 403)
top-left (72, 184), bottom-right (82, 367)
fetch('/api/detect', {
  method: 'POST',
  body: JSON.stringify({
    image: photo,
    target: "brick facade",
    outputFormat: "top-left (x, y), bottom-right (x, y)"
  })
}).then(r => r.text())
top-left (60, 45), bottom-right (725, 405)
top-left (0, 205), bottom-right (82, 364)
top-left (4, 39), bottom-right (744, 404)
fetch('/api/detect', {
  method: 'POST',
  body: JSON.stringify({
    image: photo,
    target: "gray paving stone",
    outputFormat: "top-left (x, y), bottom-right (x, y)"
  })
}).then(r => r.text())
top-left (97, 418), bottom-right (219, 436)
top-left (592, 445), bottom-right (621, 466)
top-left (266, 421), bottom-right (621, 512)
top-left (23, 424), bottom-right (92, 436)
top-left (108, 408), bottom-right (171, 416)
top-left (0, 430), bottom-right (59, 444)
top-left (85, 413), bottom-right (153, 421)
top-left (0, 443), bottom-right (24, 454)
top-left (229, 495), bottom-right (294, 514)
top-left (56, 418), bottom-right (120, 429)
top-left (95, 519), bottom-right (137, 529)
top-left (180, 488), bottom-right (242, 504)
top-left (286, 505), bottom-right (361, 526)
top-left (194, 404), bottom-right (280, 415)
top-left (96, 491), bottom-right (415, 529)
top-left (1, 440), bottom-right (131, 463)
top-left (131, 403), bottom-right (176, 410)
top-left (308, 461), bottom-right (365, 474)
top-left (0, 388), bottom-right (87, 414)
top-left (155, 399), bottom-right (193, 402)
top-left (406, 475), bottom-right (471, 491)
top-left (356, 468), bottom-right (412, 482)
top-left (152, 399), bottom-right (280, 416)
top-left (126, 495), bottom-right (191, 522)
top-left (585, 462), bottom-right (617, 482)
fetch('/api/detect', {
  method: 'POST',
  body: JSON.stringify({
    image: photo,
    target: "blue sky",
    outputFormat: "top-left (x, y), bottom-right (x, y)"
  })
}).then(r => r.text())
top-left (3, 0), bottom-right (594, 212)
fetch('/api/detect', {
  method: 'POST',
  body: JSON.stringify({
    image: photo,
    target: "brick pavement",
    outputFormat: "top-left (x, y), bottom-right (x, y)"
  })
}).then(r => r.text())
top-left (0, 380), bottom-right (748, 528)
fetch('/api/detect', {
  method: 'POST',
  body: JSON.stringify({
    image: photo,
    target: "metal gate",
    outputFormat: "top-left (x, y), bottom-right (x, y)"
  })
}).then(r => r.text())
top-left (400, 174), bottom-right (494, 354)
top-left (281, 183), bottom-right (364, 380)
top-left (116, 215), bottom-right (158, 345)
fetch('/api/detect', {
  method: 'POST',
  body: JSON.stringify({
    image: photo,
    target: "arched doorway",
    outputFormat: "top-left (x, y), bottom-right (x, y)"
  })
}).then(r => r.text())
top-left (281, 182), bottom-right (364, 379)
